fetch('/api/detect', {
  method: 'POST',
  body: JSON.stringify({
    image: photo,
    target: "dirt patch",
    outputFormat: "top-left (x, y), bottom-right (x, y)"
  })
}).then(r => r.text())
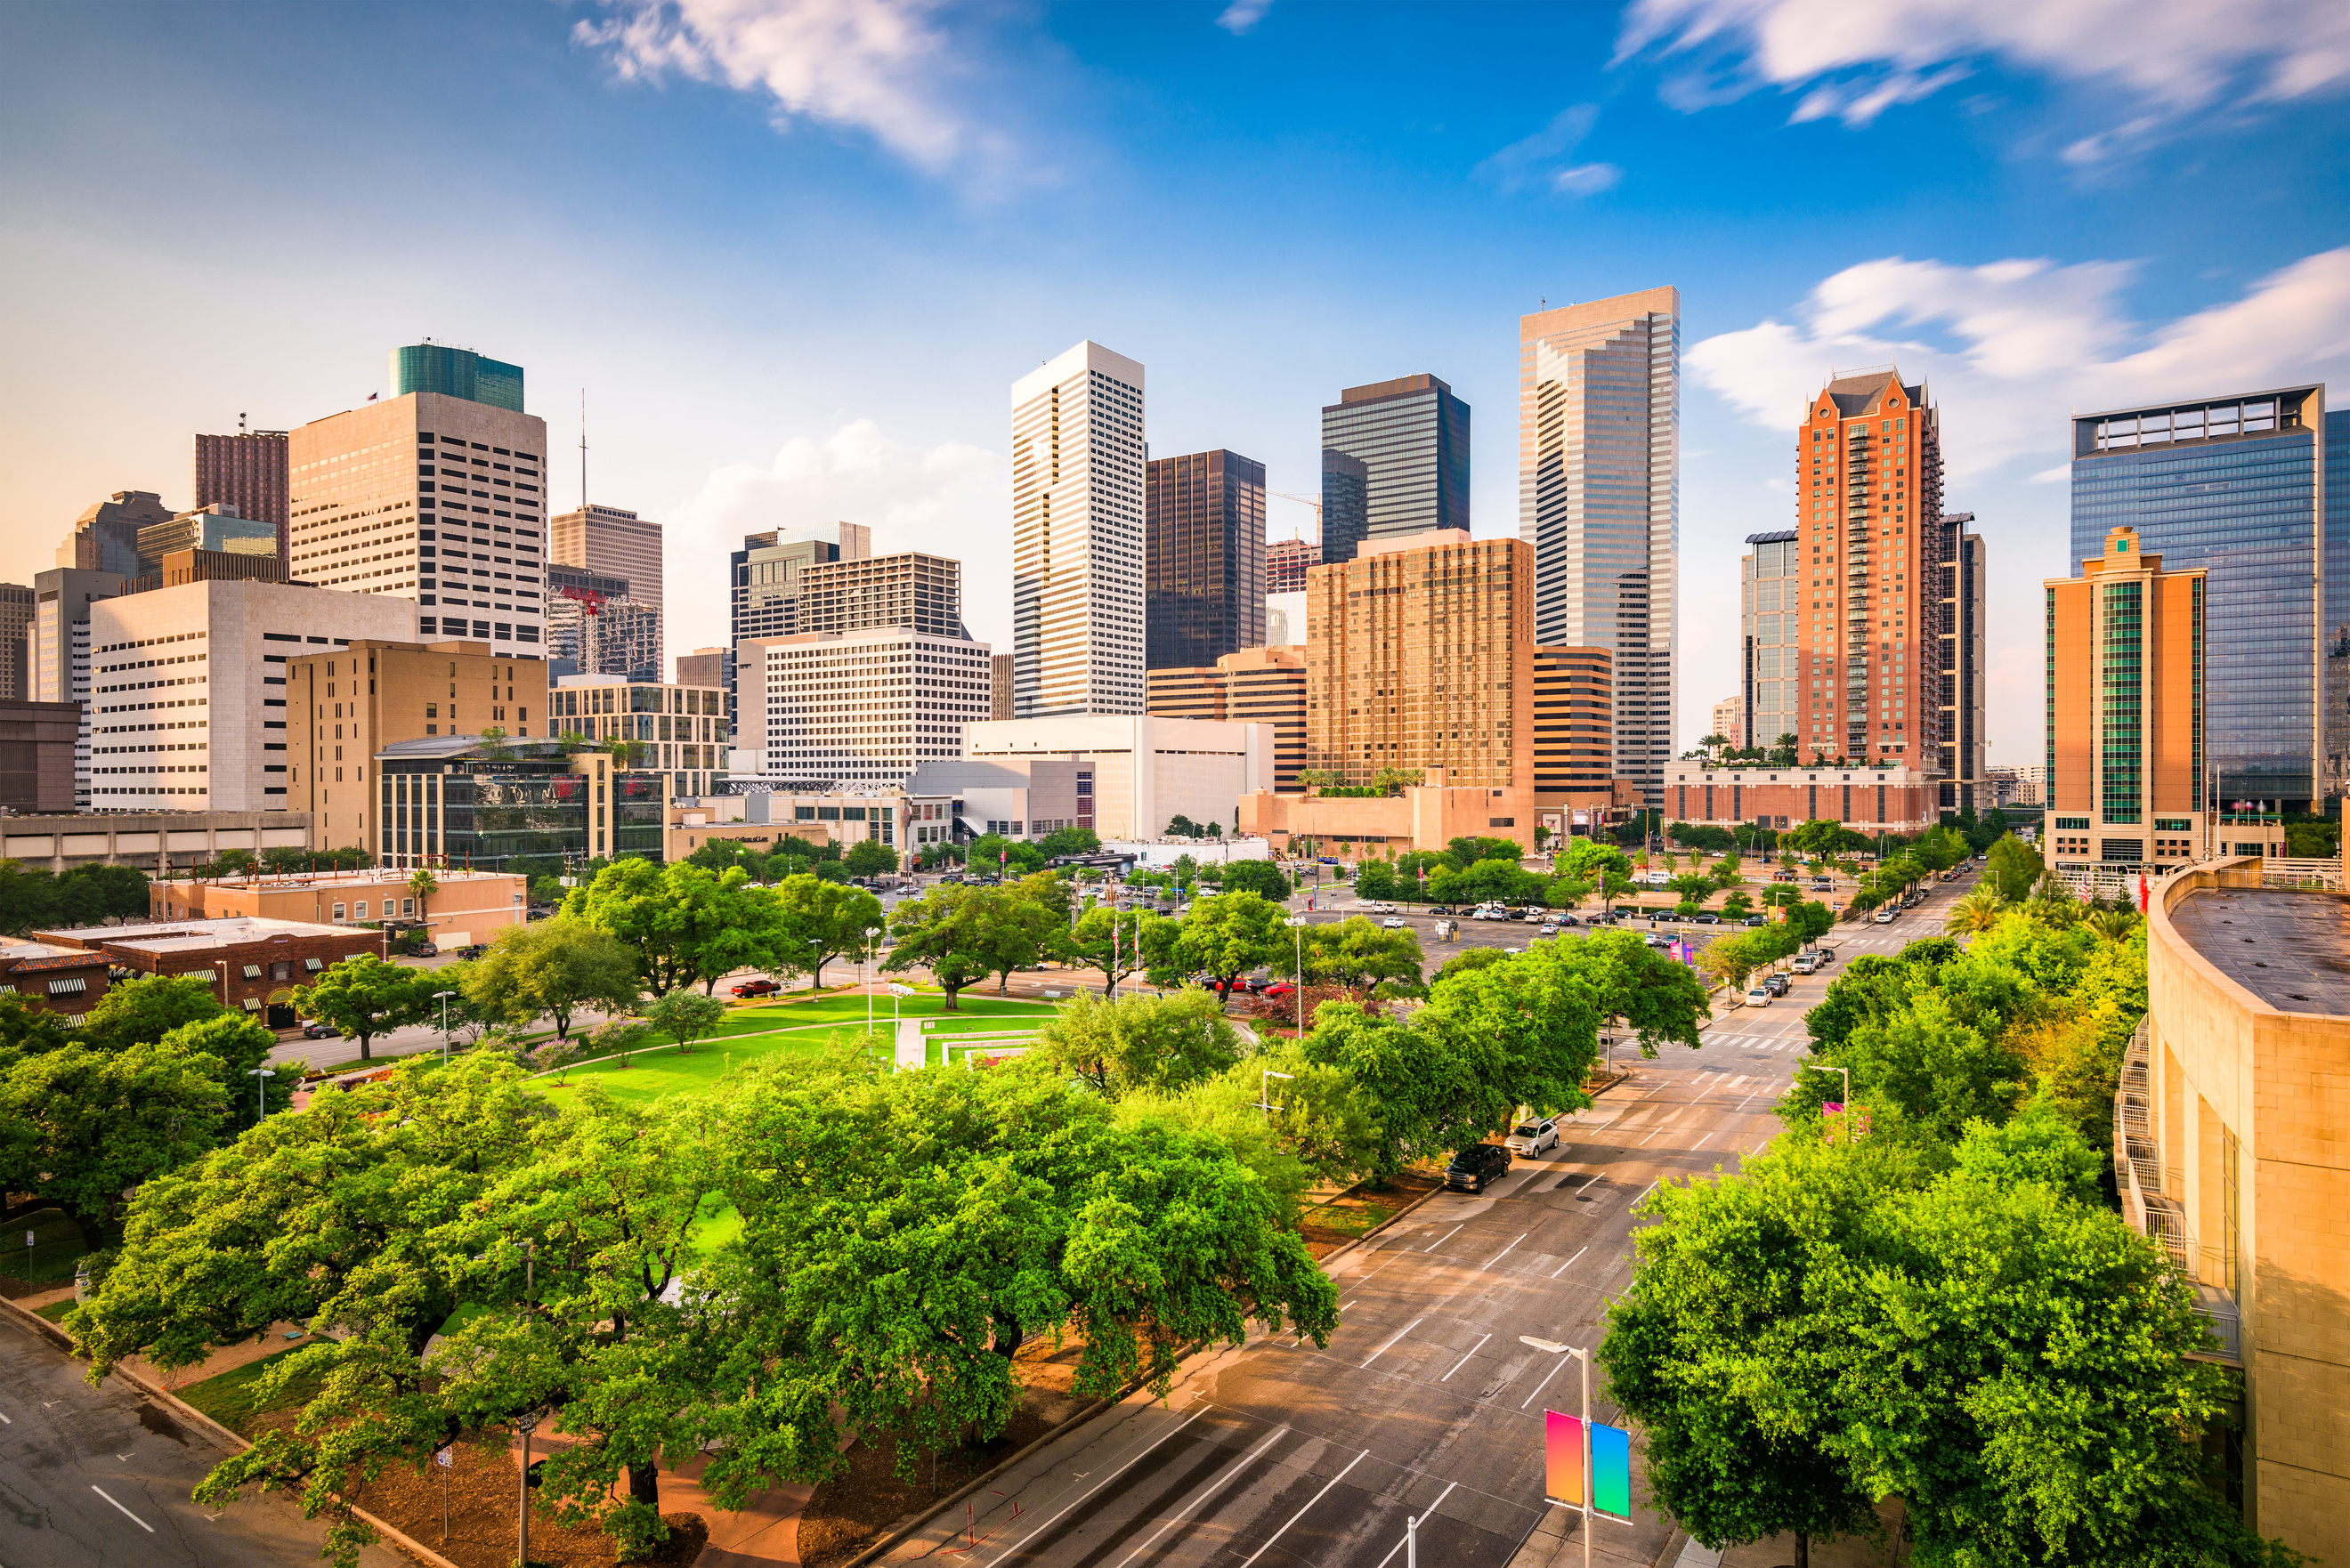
top-left (1297, 1169), bottom-right (1441, 1259)
top-left (795, 1385), bottom-right (1084, 1568)
top-left (331, 1433), bottom-right (706, 1568)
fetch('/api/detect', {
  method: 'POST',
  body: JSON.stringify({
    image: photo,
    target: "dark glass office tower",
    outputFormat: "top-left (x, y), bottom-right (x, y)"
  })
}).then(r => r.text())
top-left (1318, 375), bottom-right (1469, 560)
top-left (2071, 385), bottom-right (2331, 808)
top-left (1320, 449), bottom-right (1369, 564)
top-left (1146, 449), bottom-right (1266, 669)
top-left (2328, 408), bottom-right (2349, 800)
top-left (391, 344), bottom-right (525, 412)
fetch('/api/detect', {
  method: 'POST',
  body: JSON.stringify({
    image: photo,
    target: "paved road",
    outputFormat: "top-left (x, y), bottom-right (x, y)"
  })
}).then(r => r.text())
top-left (869, 866), bottom-right (1981, 1568)
top-left (0, 1313), bottom-right (406, 1568)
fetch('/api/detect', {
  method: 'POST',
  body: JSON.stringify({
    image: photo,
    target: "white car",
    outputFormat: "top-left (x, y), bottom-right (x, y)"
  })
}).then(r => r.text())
top-left (1506, 1118), bottom-right (1560, 1156)
top-left (1872, 908), bottom-right (1897, 925)
top-left (1380, 916), bottom-right (1410, 930)
top-left (1537, 924), bottom-right (1560, 938)
top-left (1746, 985), bottom-right (1773, 1006)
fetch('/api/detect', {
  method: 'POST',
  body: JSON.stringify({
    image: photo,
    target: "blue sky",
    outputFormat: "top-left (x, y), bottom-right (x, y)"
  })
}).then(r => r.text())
top-left (5, 0), bottom-right (2347, 764)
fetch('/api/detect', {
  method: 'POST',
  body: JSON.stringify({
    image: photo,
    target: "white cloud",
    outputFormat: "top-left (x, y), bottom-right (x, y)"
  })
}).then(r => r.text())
top-left (1687, 247), bottom-right (2350, 474)
top-left (1619, 0), bottom-right (2350, 142)
top-left (1216, 0), bottom-right (1274, 35)
top-left (575, 0), bottom-right (1010, 175)
top-left (665, 419), bottom-right (1008, 645)
top-left (1476, 105), bottom-right (1622, 198)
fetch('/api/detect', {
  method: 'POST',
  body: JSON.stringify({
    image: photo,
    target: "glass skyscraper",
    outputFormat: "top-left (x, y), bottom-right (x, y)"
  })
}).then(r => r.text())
top-left (1318, 375), bottom-right (1469, 561)
top-left (391, 343), bottom-right (526, 413)
top-left (2070, 385), bottom-right (2330, 808)
top-left (1145, 449), bottom-right (1266, 670)
top-left (2326, 408), bottom-right (2348, 799)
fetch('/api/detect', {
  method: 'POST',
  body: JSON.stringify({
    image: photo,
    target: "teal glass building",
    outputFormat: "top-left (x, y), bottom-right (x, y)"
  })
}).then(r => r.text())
top-left (2070, 385), bottom-right (2332, 808)
top-left (391, 343), bottom-right (525, 412)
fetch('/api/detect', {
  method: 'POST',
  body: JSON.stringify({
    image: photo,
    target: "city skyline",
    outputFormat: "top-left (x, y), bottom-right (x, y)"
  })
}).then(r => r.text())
top-left (5, 4), bottom-right (2349, 766)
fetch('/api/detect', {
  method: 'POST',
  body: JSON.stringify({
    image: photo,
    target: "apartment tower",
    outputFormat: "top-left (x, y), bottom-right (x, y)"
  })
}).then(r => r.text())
top-left (0, 584), bottom-right (36, 701)
top-left (1011, 340), bottom-right (1147, 717)
top-left (1146, 449), bottom-right (1266, 670)
top-left (2044, 528), bottom-right (2208, 871)
top-left (194, 431), bottom-right (290, 562)
top-left (1534, 647), bottom-right (1614, 794)
top-left (1518, 287), bottom-right (1680, 806)
top-left (1319, 376), bottom-right (1468, 563)
top-left (1741, 530), bottom-right (1798, 759)
top-left (1304, 529), bottom-right (1534, 790)
top-left (2072, 386), bottom-right (2337, 809)
top-left (288, 350), bottom-right (550, 651)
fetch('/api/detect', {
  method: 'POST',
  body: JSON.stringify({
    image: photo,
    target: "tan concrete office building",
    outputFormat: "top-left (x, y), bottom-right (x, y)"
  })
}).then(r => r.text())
top-left (1305, 529), bottom-right (1535, 792)
top-left (286, 639), bottom-right (549, 850)
top-left (551, 671), bottom-right (730, 797)
top-left (2046, 527), bottom-right (2209, 871)
top-left (1534, 646), bottom-right (1614, 796)
top-left (2128, 856), bottom-right (2350, 1561)
top-left (1148, 645), bottom-right (1307, 789)
top-left (798, 552), bottom-right (966, 638)
top-left (551, 503), bottom-right (663, 613)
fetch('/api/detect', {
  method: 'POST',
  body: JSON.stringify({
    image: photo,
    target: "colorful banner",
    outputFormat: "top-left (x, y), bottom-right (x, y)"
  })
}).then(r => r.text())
top-left (1591, 1421), bottom-right (1631, 1518)
top-left (1544, 1410), bottom-right (1583, 1506)
top-left (1544, 1410), bottom-right (1633, 1517)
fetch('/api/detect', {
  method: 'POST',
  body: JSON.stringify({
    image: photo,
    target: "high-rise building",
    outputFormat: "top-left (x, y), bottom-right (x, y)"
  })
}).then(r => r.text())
top-left (135, 504), bottom-right (278, 577)
top-left (1147, 645), bottom-right (1307, 789)
top-left (288, 637), bottom-right (546, 850)
top-left (1937, 513), bottom-right (1989, 809)
top-left (32, 567), bottom-right (129, 808)
top-left (391, 343), bottom-right (525, 412)
top-left (1304, 529), bottom-right (1535, 791)
top-left (2328, 409), bottom-right (2349, 799)
top-left (1534, 647), bottom-right (1614, 795)
top-left (550, 504), bottom-right (664, 667)
top-left (545, 564), bottom-right (660, 683)
top-left (798, 552), bottom-right (967, 639)
top-left (288, 374), bottom-right (551, 652)
top-left (550, 671), bottom-right (730, 800)
top-left (2072, 385), bottom-right (2334, 809)
top-left (194, 431), bottom-right (290, 560)
top-left (1146, 449), bottom-right (1266, 671)
top-left (1265, 537), bottom-right (1319, 595)
top-left (1710, 694), bottom-right (1744, 750)
top-left (675, 647), bottom-right (731, 690)
top-left (90, 580), bottom-right (418, 815)
top-left (1740, 529), bottom-right (1798, 760)
top-left (1265, 591), bottom-right (1306, 648)
top-left (1319, 375), bottom-right (1469, 558)
top-left (990, 652), bottom-right (1015, 721)
top-left (1012, 340), bottom-right (1147, 717)
top-left (1319, 449), bottom-right (1370, 566)
top-left (731, 524), bottom-right (869, 645)
top-left (1782, 368), bottom-right (1947, 775)
top-left (2044, 528), bottom-right (2210, 872)
top-left (738, 627), bottom-right (993, 786)
top-left (60, 491), bottom-right (176, 578)
top-left (0, 584), bottom-right (34, 702)
top-left (1518, 288), bottom-right (1681, 806)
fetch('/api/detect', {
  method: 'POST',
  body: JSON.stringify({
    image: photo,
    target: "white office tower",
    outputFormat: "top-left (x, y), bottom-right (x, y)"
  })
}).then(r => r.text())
top-left (1011, 341), bottom-right (1146, 718)
top-left (1518, 287), bottom-right (1681, 808)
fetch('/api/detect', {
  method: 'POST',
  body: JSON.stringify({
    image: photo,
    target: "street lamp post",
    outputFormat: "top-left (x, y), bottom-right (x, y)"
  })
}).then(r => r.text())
top-left (434, 990), bottom-right (457, 1063)
top-left (1801, 1062), bottom-right (1853, 1139)
top-left (247, 1067), bottom-right (275, 1125)
top-left (1285, 917), bottom-right (1308, 1034)
top-left (863, 926), bottom-right (882, 1037)
top-left (1519, 1336), bottom-right (1597, 1568)
top-left (1259, 1069), bottom-right (1293, 1118)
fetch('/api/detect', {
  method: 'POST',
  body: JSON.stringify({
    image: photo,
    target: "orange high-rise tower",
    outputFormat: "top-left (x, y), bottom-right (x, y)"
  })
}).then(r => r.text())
top-left (1792, 368), bottom-right (1948, 769)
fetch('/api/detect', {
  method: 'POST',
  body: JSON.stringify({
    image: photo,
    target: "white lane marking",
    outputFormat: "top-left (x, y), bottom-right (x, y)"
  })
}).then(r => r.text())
top-left (1235, 1448), bottom-right (1369, 1568)
top-left (987, 1405), bottom-right (1211, 1564)
top-left (1689, 1131), bottom-right (1713, 1151)
top-left (1109, 1424), bottom-right (1291, 1568)
top-left (0, 1410), bottom-right (11, 1423)
top-left (1422, 1224), bottom-right (1462, 1254)
top-left (1361, 1318), bottom-right (1423, 1369)
top-left (1371, 1480), bottom-right (1462, 1568)
top-left (1439, 1334), bottom-right (1492, 1381)
top-left (1478, 1234), bottom-right (1528, 1273)
top-left (1636, 1129), bottom-right (1664, 1146)
top-left (1518, 1347), bottom-right (1576, 1409)
top-left (92, 1485), bottom-right (155, 1533)
top-left (1549, 1246), bottom-right (1589, 1280)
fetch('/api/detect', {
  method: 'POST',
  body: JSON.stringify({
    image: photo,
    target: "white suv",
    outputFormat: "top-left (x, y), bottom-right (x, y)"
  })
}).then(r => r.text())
top-left (1506, 1118), bottom-right (1560, 1156)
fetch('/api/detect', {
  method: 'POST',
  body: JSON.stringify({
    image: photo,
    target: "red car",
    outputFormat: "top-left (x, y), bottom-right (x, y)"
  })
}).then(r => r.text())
top-left (731, 979), bottom-right (781, 998)
top-left (1260, 982), bottom-right (1297, 1000)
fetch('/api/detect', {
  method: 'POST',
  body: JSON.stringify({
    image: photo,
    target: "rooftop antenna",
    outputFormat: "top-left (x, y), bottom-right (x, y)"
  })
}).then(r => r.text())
top-left (238, 411), bottom-right (247, 434)
top-left (579, 387), bottom-right (588, 512)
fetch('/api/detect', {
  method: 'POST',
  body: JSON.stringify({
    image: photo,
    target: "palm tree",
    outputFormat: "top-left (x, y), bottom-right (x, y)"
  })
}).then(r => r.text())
top-left (2026, 874), bottom-right (2082, 928)
top-left (409, 868), bottom-right (439, 929)
top-left (2084, 907), bottom-right (2140, 942)
top-left (1944, 885), bottom-right (2005, 935)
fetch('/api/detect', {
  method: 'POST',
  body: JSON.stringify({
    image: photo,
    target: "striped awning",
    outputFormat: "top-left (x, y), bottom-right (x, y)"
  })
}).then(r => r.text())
top-left (48, 976), bottom-right (87, 995)
top-left (241, 998), bottom-right (263, 1011)
top-left (242, 964), bottom-right (263, 980)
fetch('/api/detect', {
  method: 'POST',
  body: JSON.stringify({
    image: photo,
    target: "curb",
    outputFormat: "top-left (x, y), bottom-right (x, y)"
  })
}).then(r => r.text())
top-left (0, 1295), bottom-right (462, 1568)
top-left (835, 1167), bottom-right (1454, 1568)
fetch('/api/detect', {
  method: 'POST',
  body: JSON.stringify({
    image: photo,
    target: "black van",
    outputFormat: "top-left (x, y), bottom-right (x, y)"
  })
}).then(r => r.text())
top-left (1446, 1143), bottom-right (1511, 1193)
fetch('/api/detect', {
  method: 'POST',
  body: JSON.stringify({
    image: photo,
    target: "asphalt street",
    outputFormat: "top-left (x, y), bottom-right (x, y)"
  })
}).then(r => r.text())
top-left (871, 868), bottom-right (1977, 1568)
top-left (0, 1312), bottom-right (406, 1568)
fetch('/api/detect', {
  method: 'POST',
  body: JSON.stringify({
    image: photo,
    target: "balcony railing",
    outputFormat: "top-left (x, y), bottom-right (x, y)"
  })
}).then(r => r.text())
top-left (2258, 856), bottom-right (2343, 891)
top-left (2113, 1019), bottom-right (2241, 1362)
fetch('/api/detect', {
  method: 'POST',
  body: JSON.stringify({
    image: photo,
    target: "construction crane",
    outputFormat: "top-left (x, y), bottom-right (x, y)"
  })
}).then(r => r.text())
top-left (1268, 491), bottom-right (1321, 545)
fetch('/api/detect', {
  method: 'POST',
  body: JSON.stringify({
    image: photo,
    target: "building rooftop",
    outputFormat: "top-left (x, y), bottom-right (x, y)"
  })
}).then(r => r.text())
top-left (36, 916), bottom-right (358, 955)
top-left (2170, 888), bottom-right (2350, 1015)
top-left (0, 938), bottom-right (105, 967)
top-left (158, 869), bottom-right (517, 892)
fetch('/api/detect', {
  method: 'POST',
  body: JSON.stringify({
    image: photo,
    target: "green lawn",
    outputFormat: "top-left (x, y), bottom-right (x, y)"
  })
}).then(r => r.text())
top-left (2, 1208), bottom-right (87, 1287)
top-left (177, 1341), bottom-right (331, 1435)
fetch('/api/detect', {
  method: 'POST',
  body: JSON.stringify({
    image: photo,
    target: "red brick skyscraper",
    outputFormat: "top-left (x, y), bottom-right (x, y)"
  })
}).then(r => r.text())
top-left (194, 430), bottom-right (289, 561)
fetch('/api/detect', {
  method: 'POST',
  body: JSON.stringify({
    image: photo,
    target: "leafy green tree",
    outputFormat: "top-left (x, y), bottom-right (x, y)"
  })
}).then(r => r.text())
top-left (1352, 858), bottom-right (1398, 901)
top-left (1028, 990), bottom-right (1247, 1098)
top-left (0, 1039), bottom-right (230, 1248)
top-left (0, 990), bottom-right (73, 1058)
top-left (563, 858), bottom-right (717, 993)
top-left (883, 885), bottom-right (1019, 1010)
top-left (1164, 891), bottom-right (1288, 999)
top-left (1065, 905), bottom-right (1168, 996)
top-left (773, 871), bottom-right (886, 987)
top-left (462, 916), bottom-right (641, 1039)
top-left (1443, 835), bottom-right (1523, 869)
top-left (1037, 826), bottom-right (1102, 858)
top-left (842, 837), bottom-right (898, 877)
top-left (1987, 833), bottom-right (2044, 902)
top-left (77, 973), bottom-right (227, 1052)
top-left (644, 987), bottom-right (730, 1054)
top-left (1164, 813), bottom-right (1203, 838)
top-left (292, 952), bottom-right (439, 1061)
top-left (1218, 859), bottom-right (1292, 902)
top-left (162, 1014), bottom-right (296, 1130)
top-left (1302, 916), bottom-right (1425, 997)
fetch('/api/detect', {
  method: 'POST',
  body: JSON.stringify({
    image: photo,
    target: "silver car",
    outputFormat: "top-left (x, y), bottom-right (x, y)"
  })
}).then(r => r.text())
top-left (1506, 1118), bottom-right (1560, 1156)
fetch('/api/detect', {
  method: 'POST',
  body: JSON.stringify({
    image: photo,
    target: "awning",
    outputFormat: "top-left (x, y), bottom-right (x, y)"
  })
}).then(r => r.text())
top-left (241, 998), bottom-right (262, 1011)
top-left (304, 957), bottom-right (324, 971)
top-left (48, 976), bottom-right (87, 995)
top-left (242, 964), bottom-right (263, 980)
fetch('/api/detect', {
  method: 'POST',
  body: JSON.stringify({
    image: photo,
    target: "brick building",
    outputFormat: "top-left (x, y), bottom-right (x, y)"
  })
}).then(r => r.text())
top-left (1661, 761), bottom-right (1936, 834)
top-left (0, 937), bottom-right (111, 1018)
top-left (33, 915), bottom-right (383, 1028)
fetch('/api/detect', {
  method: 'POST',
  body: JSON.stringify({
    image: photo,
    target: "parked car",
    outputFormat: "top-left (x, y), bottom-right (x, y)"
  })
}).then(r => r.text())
top-left (1792, 953), bottom-right (1819, 974)
top-left (1645, 934), bottom-right (1674, 950)
top-left (732, 979), bottom-right (781, 998)
top-left (1446, 1142), bottom-right (1512, 1192)
top-left (1537, 924), bottom-right (1560, 938)
top-left (1873, 909), bottom-right (1897, 924)
top-left (300, 1022), bottom-right (336, 1039)
top-left (1692, 913), bottom-right (1721, 925)
top-left (1554, 914), bottom-right (1582, 927)
top-left (1744, 914), bottom-right (1768, 926)
top-left (1428, 905), bottom-right (1456, 916)
top-left (1765, 974), bottom-right (1791, 997)
top-left (1772, 871), bottom-right (1797, 882)
top-left (1746, 985), bottom-right (1773, 1006)
top-left (416, 943), bottom-right (441, 958)
top-left (1260, 981), bottom-right (1296, 999)
top-left (1505, 1118), bottom-right (1560, 1157)
top-left (1381, 916), bottom-right (1410, 930)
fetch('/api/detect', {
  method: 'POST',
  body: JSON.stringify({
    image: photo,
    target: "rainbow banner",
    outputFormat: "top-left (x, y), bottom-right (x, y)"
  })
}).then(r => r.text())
top-left (1544, 1410), bottom-right (1632, 1519)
